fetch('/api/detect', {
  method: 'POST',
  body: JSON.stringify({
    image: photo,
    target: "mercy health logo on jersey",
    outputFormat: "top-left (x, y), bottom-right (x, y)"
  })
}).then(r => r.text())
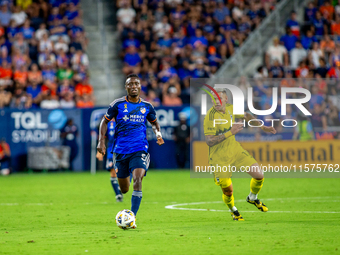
top-left (200, 84), bottom-right (312, 128)
top-left (10, 110), bottom-right (66, 143)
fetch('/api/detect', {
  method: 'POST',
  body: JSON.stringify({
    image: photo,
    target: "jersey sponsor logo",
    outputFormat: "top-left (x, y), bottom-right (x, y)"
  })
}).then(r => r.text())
top-left (140, 107), bottom-right (146, 114)
top-left (123, 115), bottom-right (129, 121)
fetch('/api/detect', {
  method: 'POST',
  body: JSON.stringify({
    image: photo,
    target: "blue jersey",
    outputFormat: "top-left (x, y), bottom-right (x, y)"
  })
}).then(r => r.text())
top-left (104, 96), bottom-right (157, 155)
top-left (106, 120), bottom-right (115, 155)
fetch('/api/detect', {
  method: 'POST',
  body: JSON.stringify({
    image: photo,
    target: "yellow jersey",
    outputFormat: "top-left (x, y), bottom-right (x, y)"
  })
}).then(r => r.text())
top-left (203, 104), bottom-right (244, 165)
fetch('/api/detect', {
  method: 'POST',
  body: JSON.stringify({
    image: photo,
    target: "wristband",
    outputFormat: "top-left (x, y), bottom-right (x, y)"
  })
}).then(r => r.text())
top-left (155, 131), bottom-right (162, 138)
top-left (224, 131), bottom-right (232, 139)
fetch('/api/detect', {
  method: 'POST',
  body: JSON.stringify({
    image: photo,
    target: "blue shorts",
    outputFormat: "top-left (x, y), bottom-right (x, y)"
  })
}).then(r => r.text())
top-left (106, 151), bottom-right (116, 171)
top-left (0, 159), bottom-right (9, 169)
top-left (115, 150), bottom-right (150, 179)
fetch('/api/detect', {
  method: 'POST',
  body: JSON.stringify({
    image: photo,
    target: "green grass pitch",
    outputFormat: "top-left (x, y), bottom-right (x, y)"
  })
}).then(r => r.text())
top-left (0, 170), bottom-right (340, 255)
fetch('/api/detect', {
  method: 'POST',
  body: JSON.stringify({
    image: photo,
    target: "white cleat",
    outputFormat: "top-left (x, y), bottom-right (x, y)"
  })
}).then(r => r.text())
top-left (116, 194), bottom-right (123, 202)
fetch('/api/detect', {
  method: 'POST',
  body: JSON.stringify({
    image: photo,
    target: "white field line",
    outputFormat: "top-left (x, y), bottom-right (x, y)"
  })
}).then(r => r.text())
top-left (165, 197), bottom-right (340, 214)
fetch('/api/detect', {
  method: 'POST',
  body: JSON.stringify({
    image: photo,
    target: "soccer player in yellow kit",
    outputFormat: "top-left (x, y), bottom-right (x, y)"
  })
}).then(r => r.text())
top-left (204, 88), bottom-right (276, 221)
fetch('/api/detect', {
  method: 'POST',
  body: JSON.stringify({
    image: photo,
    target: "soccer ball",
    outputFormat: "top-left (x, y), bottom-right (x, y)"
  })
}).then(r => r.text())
top-left (115, 209), bottom-right (136, 229)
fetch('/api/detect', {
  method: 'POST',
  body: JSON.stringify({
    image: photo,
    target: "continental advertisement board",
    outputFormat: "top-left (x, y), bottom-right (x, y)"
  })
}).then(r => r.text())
top-left (192, 140), bottom-right (340, 178)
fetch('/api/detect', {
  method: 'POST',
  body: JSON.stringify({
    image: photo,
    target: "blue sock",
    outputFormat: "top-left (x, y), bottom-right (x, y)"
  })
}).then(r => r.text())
top-left (110, 177), bottom-right (121, 196)
top-left (131, 190), bottom-right (142, 216)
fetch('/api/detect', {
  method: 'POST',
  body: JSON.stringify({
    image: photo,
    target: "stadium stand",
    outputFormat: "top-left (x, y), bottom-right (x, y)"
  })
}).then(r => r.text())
top-left (250, 0), bottom-right (340, 135)
top-left (0, 0), bottom-right (94, 109)
top-left (116, 0), bottom-right (279, 105)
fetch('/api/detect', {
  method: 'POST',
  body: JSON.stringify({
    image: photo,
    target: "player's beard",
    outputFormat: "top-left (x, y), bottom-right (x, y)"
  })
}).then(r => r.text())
top-left (129, 93), bottom-right (139, 98)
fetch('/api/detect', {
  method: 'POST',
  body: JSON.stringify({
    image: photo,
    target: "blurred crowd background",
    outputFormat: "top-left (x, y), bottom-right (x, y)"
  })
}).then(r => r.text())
top-left (117, 0), bottom-right (278, 106)
top-left (0, 0), bottom-right (95, 110)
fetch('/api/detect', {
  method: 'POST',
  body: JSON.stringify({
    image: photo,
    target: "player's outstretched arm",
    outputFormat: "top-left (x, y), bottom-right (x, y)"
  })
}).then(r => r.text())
top-left (150, 120), bottom-right (164, 145)
top-left (244, 112), bottom-right (276, 134)
top-left (97, 117), bottom-right (110, 155)
top-left (205, 123), bottom-right (243, 147)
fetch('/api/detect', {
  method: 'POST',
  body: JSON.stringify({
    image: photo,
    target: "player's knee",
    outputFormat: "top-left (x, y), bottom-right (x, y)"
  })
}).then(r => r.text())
top-left (110, 169), bottom-right (117, 178)
top-left (121, 187), bottom-right (129, 194)
top-left (133, 176), bottom-right (142, 185)
top-left (223, 190), bottom-right (233, 196)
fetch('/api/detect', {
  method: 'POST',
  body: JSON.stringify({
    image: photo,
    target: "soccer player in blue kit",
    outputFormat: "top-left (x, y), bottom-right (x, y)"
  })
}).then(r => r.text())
top-left (106, 120), bottom-right (123, 202)
top-left (97, 74), bottom-right (164, 227)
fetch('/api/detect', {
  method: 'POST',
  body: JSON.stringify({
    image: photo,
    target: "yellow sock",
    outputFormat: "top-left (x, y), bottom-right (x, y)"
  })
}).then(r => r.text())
top-left (222, 193), bottom-right (235, 211)
top-left (250, 178), bottom-right (264, 195)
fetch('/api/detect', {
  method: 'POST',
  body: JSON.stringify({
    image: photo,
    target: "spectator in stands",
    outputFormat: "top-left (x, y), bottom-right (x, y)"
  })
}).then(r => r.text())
top-left (39, 32), bottom-right (53, 52)
top-left (286, 11), bottom-right (300, 37)
top-left (153, 16), bottom-right (171, 38)
top-left (327, 60), bottom-right (340, 79)
top-left (0, 60), bottom-right (12, 80)
top-left (76, 93), bottom-right (94, 108)
top-left (162, 86), bottom-right (182, 106)
top-left (268, 59), bottom-right (284, 78)
top-left (35, 23), bottom-right (48, 41)
top-left (70, 49), bottom-right (88, 70)
top-left (0, 85), bottom-right (11, 108)
top-left (40, 93), bottom-right (60, 109)
top-left (123, 46), bottom-right (141, 75)
top-left (20, 19), bottom-right (34, 40)
top-left (253, 65), bottom-right (268, 79)
top-left (26, 80), bottom-right (41, 108)
top-left (0, 3), bottom-right (12, 27)
top-left (11, 6), bottom-right (27, 27)
top-left (213, 1), bottom-right (230, 25)
top-left (207, 46), bottom-right (221, 74)
top-left (336, 0), bottom-right (340, 17)
top-left (54, 36), bottom-right (68, 53)
top-left (315, 73), bottom-right (328, 95)
top-left (58, 79), bottom-right (74, 98)
top-left (146, 89), bottom-right (161, 107)
top-left (315, 57), bottom-right (329, 77)
top-left (280, 70), bottom-right (296, 87)
top-left (310, 85), bottom-right (325, 111)
top-left (158, 61), bottom-right (177, 83)
top-left (280, 27), bottom-right (298, 52)
top-left (60, 92), bottom-right (75, 108)
top-left (13, 33), bottom-right (29, 55)
top-left (320, 35), bottom-right (335, 58)
top-left (312, 11), bottom-right (328, 36)
top-left (305, 2), bottom-right (317, 23)
top-left (266, 36), bottom-right (288, 67)
top-left (309, 42), bottom-right (324, 68)
top-left (28, 63), bottom-right (42, 84)
top-left (301, 30), bottom-right (317, 50)
top-left (331, 15), bottom-right (340, 35)
top-left (75, 77), bottom-right (93, 97)
top-left (189, 58), bottom-right (210, 78)
top-left (319, 0), bottom-right (334, 21)
top-left (290, 41), bottom-right (307, 69)
top-left (10, 87), bottom-right (31, 109)
top-left (329, 43), bottom-right (340, 66)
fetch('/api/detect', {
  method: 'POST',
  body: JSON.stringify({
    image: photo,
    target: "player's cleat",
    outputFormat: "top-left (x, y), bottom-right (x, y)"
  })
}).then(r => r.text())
top-left (246, 196), bottom-right (268, 212)
top-left (230, 210), bottom-right (244, 221)
top-left (116, 194), bottom-right (123, 202)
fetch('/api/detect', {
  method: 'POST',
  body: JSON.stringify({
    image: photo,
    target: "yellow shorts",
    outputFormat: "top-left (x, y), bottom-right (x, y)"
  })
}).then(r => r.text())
top-left (213, 149), bottom-right (257, 188)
